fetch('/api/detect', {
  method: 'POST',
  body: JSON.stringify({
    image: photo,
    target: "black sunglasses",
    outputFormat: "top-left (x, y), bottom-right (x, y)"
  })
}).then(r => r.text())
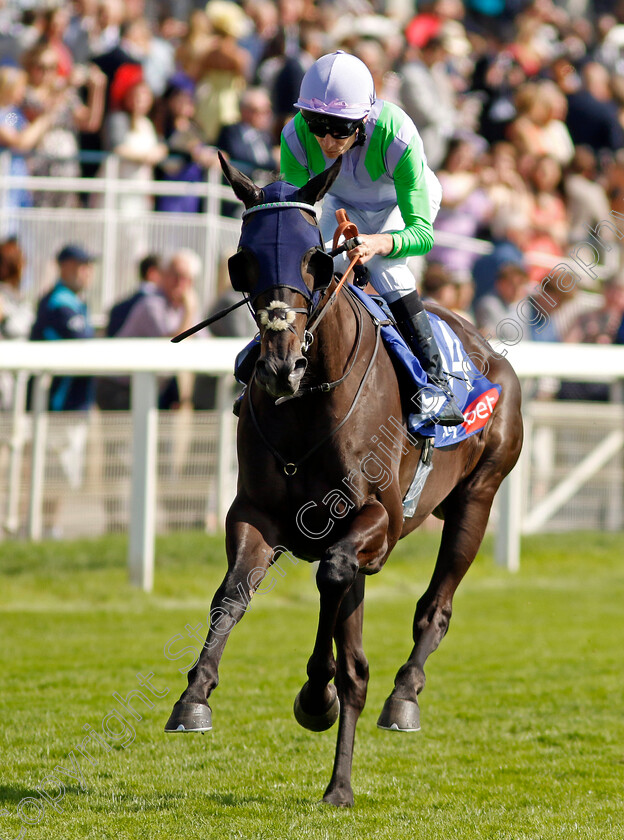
top-left (301, 110), bottom-right (361, 140)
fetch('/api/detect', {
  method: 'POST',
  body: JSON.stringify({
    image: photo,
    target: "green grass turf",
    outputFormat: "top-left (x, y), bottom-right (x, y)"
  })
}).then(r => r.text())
top-left (1, 530), bottom-right (623, 839)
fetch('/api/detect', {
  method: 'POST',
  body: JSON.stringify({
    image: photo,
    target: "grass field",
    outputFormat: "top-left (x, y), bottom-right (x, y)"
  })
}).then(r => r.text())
top-left (1, 530), bottom-right (623, 840)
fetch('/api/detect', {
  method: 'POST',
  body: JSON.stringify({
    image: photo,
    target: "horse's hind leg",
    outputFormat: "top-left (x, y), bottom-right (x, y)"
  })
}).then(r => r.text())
top-left (377, 480), bottom-right (499, 732)
top-left (322, 573), bottom-right (368, 807)
top-left (165, 500), bottom-right (279, 733)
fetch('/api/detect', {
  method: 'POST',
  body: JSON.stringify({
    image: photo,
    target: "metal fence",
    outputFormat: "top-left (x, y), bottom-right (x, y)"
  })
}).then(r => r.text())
top-left (0, 406), bottom-right (236, 540)
top-left (1, 384), bottom-right (622, 543)
top-left (0, 153), bottom-right (242, 321)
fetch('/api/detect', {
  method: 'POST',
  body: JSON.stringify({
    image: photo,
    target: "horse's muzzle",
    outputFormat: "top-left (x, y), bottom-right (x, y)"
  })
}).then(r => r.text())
top-left (255, 355), bottom-right (308, 397)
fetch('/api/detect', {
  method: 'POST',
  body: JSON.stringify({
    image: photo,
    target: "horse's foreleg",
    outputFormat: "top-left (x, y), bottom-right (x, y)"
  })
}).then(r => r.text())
top-left (322, 573), bottom-right (368, 807)
top-left (165, 502), bottom-right (278, 733)
top-left (294, 501), bottom-right (387, 794)
top-left (378, 483), bottom-right (497, 732)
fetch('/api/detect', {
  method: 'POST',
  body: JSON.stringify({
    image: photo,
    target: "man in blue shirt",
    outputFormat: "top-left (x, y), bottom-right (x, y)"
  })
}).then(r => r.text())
top-left (30, 244), bottom-right (96, 411)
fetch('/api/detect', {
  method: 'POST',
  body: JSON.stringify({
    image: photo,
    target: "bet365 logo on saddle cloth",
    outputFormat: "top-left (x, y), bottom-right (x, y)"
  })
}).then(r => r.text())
top-left (461, 387), bottom-right (500, 434)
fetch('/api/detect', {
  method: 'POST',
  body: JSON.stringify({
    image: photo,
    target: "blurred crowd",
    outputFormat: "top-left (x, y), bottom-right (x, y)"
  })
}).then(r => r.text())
top-left (2, 0), bottom-right (624, 413)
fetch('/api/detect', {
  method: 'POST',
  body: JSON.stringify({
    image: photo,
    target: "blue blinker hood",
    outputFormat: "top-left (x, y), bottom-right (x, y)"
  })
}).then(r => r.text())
top-left (234, 180), bottom-right (326, 303)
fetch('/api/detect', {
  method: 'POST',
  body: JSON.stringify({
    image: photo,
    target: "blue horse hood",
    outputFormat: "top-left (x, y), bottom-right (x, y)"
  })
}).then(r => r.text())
top-left (237, 181), bottom-right (324, 302)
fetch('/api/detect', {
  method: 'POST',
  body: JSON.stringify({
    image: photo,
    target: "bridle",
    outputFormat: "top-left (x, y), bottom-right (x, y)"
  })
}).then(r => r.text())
top-left (246, 202), bottom-right (366, 401)
top-left (244, 201), bottom-right (386, 475)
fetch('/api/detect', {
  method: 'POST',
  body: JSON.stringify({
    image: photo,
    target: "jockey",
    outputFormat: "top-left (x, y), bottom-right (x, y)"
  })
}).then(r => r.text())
top-left (281, 50), bottom-right (464, 427)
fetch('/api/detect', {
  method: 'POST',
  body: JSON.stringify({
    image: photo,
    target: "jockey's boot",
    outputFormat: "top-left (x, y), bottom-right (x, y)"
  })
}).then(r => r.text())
top-left (389, 291), bottom-right (465, 427)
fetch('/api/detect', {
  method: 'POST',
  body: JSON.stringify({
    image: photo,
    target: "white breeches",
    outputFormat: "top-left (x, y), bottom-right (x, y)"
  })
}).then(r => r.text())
top-left (319, 170), bottom-right (442, 303)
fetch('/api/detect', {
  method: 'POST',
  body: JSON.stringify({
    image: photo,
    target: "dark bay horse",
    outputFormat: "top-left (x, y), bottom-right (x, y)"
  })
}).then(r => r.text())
top-left (165, 156), bottom-right (523, 807)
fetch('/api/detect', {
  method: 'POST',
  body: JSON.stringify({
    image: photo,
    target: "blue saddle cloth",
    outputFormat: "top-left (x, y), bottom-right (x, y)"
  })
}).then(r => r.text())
top-left (349, 286), bottom-right (502, 449)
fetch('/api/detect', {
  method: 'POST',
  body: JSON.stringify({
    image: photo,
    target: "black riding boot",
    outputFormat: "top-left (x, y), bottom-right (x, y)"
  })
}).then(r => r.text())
top-left (389, 291), bottom-right (465, 427)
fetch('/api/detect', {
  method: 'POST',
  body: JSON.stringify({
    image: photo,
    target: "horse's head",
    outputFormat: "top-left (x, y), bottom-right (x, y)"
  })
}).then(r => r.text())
top-left (220, 153), bottom-right (341, 398)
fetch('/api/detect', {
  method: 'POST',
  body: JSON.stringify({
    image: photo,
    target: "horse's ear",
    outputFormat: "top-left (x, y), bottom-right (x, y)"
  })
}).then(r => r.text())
top-left (219, 152), bottom-right (263, 209)
top-left (228, 249), bottom-right (258, 293)
top-left (296, 157), bottom-right (342, 206)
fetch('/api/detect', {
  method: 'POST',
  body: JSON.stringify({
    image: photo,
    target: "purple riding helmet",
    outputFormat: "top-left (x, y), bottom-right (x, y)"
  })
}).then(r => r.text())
top-left (295, 51), bottom-right (376, 121)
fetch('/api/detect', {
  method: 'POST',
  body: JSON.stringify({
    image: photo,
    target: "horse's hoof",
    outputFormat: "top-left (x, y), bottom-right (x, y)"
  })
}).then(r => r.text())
top-left (321, 787), bottom-right (354, 807)
top-left (164, 701), bottom-right (212, 733)
top-left (294, 683), bottom-right (340, 732)
top-left (377, 696), bottom-right (420, 732)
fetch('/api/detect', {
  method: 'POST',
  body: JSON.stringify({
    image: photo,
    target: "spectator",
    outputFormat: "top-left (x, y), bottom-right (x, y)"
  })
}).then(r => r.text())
top-left (28, 243), bottom-right (97, 538)
top-left (564, 146), bottom-right (612, 246)
top-left (400, 36), bottom-right (457, 170)
top-left (475, 262), bottom-right (530, 341)
top-left (90, 0), bottom-right (125, 58)
top-left (22, 43), bottom-right (106, 207)
top-left (0, 66), bottom-right (62, 215)
top-left (106, 253), bottom-right (162, 337)
top-left (96, 253), bottom-right (163, 411)
top-left (40, 5), bottom-right (74, 79)
top-left (238, 0), bottom-right (279, 78)
top-left (115, 249), bottom-right (200, 409)
top-left (0, 238), bottom-right (33, 410)
top-left (154, 74), bottom-right (219, 213)
top-left (559, 275), bottom-right (624, 401)
top-left (194, 1), bottom-right (250, 144)
top-left (472, 206), bottom-right (529, 304)
top-left (525, 154), bottom-right (568, 286)
top-left (30, 244), bottom-right (96, 411)
top-left (471, 42), bottom-right (526, 146)
top-left (421, 260), bottom-right (474, 322)
top-left (428, 136), bottom-right (493, 282)
top-left (64, 0), bottom-right (99, 65)
top-left (174, 10), bottom-right (214, 82)
top-left (119, 16), bottom-right (175, 98)
top-left (508, 81), bottom-right (574, 166)
top-left (480, 141), bottom-right (532, 219)
top-left (555, 56), bottom-right (624, 154)
top-left (565, 275), bottom-right (624, 345)
top-left (216, 86), bottom-right (277, 177)
top-left (102, 66), bottom-right (167, 215)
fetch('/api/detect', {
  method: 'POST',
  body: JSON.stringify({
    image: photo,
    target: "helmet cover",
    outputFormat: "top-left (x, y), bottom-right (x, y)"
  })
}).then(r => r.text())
top-left (295, 51), bottom-right (375, 120)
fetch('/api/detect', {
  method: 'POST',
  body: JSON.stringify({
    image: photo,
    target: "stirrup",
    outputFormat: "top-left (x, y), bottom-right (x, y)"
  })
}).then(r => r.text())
top-left (429, 379), bottom-right (465, 426)
top-left (413, 381), bottom-right (464, 427)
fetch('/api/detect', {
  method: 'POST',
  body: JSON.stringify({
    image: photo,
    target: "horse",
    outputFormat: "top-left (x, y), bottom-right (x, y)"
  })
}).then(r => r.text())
top-left (165, 155), bottom-right (524, 807)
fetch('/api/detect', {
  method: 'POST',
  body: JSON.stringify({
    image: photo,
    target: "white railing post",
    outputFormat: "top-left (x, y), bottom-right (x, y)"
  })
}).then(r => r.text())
top-left (495, 457), bottom-right (523, 572)
top-left (5, 372), bottom-right (28, 536)
top-left (129, 371), bottom-right (158, 591)
top-left (27, 374), bottom-right (51, 540)
top-left (100, 154), bottom-right (119, 314)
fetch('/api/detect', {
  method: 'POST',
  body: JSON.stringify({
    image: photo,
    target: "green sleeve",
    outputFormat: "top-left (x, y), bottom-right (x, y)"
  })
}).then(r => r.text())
top-left (388, 140), bottom-right (435, 258)
top-left (280, 133), bottom-right (310, 188)
top-left (280, 114), bottom-right (326, 186)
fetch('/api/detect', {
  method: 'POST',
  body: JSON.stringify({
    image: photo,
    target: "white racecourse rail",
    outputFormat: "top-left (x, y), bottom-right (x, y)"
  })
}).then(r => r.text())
top-left (1, 338), bottom-right (623, 590)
